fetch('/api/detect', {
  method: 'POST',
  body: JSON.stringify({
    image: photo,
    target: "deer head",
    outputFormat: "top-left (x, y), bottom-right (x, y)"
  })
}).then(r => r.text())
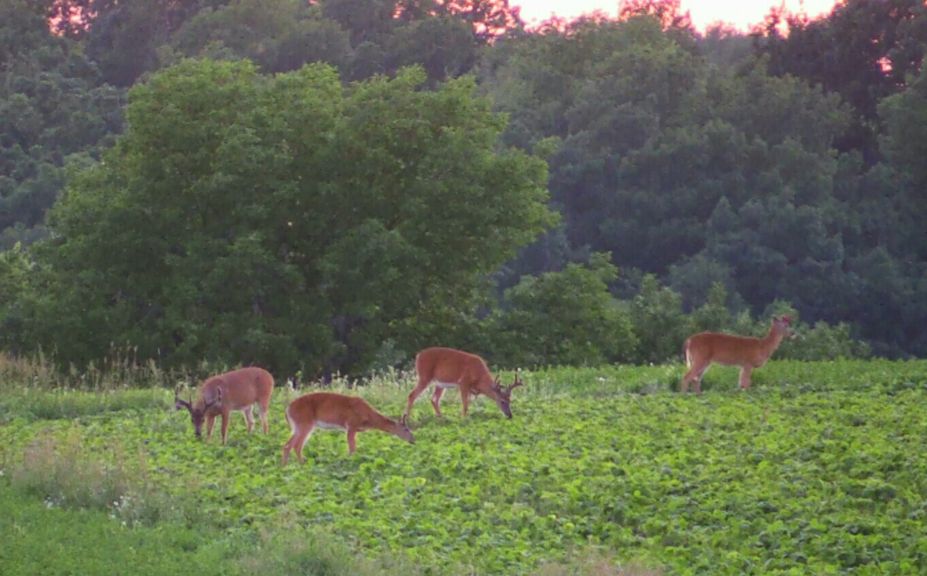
top-left (490, 372), bottom-right (524, 419)
top-left (394, 414), bottom-right (415, 444)
top-left (174, 388), bottom-right (222, 439)
top-left (773, 315), bottom-right (793, 338)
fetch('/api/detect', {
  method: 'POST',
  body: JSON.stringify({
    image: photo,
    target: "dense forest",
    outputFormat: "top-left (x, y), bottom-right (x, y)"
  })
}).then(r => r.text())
top-left (1, 0), bottom-right (925, 377)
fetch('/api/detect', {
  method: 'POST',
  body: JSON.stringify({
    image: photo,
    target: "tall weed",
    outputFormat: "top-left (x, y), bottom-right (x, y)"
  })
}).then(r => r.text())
top-left (8, 428), bottom-right (195, 527)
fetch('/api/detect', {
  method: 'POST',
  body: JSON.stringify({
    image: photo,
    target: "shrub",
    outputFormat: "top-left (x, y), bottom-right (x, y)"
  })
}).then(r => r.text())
top-left (490, 253), bottom-right (638, 367)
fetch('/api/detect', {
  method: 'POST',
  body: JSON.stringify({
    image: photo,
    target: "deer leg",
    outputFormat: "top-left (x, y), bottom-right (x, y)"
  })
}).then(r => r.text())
top-left (242, 406), bottom-right (254, 433)
top-left (430, 387), bottom-right (446, 418)
top-left (680, 369), bottom-right (694, 393)
top-left (684, 361), bottom-right (710, 394)
top-left (258, 400), bottom-right (269, 434)
top-left (404, 377), bottom-right (431, 418)
top-left (296, 426), bottom-right (315, 462)
top-left (460, 389), bottom-right (470, 417)
top-left (739, 366), bottom-right (753, 390)
top-left (282, 424), bottom-right (314, 465)
top-left (346, 427), bottom-right (357, 455)
top-left (205, 414), bottom-right (216, 440)
top-left (220, 411), bottom-right (230, 444)
top-left (281, 435), bottom-right (293, 465)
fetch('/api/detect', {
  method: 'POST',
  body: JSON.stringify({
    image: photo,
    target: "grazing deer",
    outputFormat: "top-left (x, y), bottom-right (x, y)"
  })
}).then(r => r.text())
top-left (404, 347), bottom-right (523, 420)
top-left (680, 316), bottom-right (792, 393)
top-left (174, 366), bottom-right (274, 443)
top-left (281, 392), bottom-right (414, 464)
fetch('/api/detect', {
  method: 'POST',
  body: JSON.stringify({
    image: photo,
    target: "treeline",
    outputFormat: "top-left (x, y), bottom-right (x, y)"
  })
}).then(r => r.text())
top-left (0, 0), bottom-right (925, 376)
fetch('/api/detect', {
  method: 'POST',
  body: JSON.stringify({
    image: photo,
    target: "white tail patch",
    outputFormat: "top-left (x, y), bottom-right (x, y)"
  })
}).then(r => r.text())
top-left (285, 404), bottom-right (295, 433)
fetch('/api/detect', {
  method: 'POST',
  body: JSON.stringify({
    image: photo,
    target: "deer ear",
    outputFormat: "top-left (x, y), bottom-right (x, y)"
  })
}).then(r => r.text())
top-left (174, 390), bottom-right (191, 411)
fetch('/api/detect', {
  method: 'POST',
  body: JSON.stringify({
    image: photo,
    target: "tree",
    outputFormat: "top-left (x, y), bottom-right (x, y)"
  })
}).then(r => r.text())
top-left (0, 0), bottom-right (123, 244)
top-left (386, 15), bottom-right (479, 85)
top-left (167, 0), bottom-right (353, 74)
top-left (753, 0), bottom-right (927, 160)
top-left (34, 60), bottom-right (555, 375)
top-left (490, 253), bottom-right (637, 367)
top-left (81, 0), bottom-right (204, 86)
top-left (879, 65), bottom-right (927, 190)
top-left (619, 0), bottom-right (692, 33)
top-left (629, 274), bottom-right (691, 364)
top-left (0, 243), bottom-right (34, 353)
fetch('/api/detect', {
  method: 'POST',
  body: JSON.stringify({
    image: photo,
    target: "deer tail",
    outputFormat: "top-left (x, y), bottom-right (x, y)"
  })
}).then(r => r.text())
top-left (284, 402), bottom-right (294, 432)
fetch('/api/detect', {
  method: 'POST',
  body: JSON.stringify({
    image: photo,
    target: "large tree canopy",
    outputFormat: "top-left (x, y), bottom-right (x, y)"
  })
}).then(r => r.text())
top-left (480, 13), bottom-right (927, 356)
top-left (2, 3), bottom-right (925, 366)
top-left (34, 60), bottom-right (554, 374)
top-left (753, 0), bottom-right (927, 160)
top-left (0, 0), bottom-right (122, 248)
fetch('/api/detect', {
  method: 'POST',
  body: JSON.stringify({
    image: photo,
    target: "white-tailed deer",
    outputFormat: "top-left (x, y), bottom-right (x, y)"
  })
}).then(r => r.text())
top-left (281, 392), bottom-right (414, 464)
top-left (404, 347), bottom-right (523, 420)
top-left (174, 366), bottom-right (274, 443)
top-left (680, 316), bottom-right (792, 393)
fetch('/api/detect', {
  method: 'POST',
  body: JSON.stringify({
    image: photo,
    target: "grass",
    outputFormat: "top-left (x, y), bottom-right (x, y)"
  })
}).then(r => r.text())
top-left (0, 481), bottom-right (234, 576)
top-left (1, 359), bottom-right (926, 574)
top-left (0, 478), bottom-right (433, 576)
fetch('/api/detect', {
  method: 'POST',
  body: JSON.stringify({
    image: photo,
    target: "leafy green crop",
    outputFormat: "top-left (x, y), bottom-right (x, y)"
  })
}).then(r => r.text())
top-left (1, 360), bottom-right (926, 575)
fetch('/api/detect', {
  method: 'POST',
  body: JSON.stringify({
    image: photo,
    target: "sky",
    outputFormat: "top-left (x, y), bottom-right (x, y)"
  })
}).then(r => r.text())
top-left (514, 0), bottom-right (840, 32)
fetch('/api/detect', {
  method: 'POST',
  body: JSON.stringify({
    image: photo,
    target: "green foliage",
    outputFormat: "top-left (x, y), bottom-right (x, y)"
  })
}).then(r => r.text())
top-left (879, 64), bottom-right (927, 189)
top-left (777, 321), bottom-right (871, 361)
top-left (2, 361), bottom-right (927, 574)
top-left (8, 427), bottom-right (195, 526)
top-left (0, 483), bottom-right (234, 576)
top-left (385, 15), bottom-right (479, 85)
top-left (167, 0), bottom-right (353, 74)
top-left (628, 275), bottom-right (692, 364)
top-left (2, 0), bottom-right (927, 365)
top-left (687, 282), bottom-right (734, 332)
top-left (479, 13), bottom-right (927, 357)
top-left (755, 0), bottom-right (927, 155)
top-left (33, 60), bottom-right (554, 375)
top-left (490, 253), bottom-right (638, 367)
top-left (0, 245), bottom-right (33, 352)
top-left (0, 386), bottom-right (168, 424)
top-left (0, 0), bottom-right (123, 245)
top-left (0, 472), bottom-right (427, 576)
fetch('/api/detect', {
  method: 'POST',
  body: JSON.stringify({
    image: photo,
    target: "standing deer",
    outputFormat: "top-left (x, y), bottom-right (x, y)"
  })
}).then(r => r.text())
top-left (680, 316), bottom-right (792, 393)
top-left (281, 392), bottom-right (414, 464)
top-left (404, 347), bottom-right (523, 420)
top-left (174, 366), bottom-right (274, 443)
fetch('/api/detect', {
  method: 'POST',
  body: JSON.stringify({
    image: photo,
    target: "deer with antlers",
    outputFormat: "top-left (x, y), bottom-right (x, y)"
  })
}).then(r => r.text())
top-left (174, 366), bottom-right (274, 443)
top-left (404, 347), bottom-right (523, 420)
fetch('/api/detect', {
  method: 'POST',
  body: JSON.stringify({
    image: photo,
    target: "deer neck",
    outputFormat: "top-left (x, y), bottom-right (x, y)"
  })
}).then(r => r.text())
top-left (760, 326), bottom-right (786, 359)
top-left (475, 375), bottom-right (499, 397)
top-left (369, 411), bottom-right (396, 433)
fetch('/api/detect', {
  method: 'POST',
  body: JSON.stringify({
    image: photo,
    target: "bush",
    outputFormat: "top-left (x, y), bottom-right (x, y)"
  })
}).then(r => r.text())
top-left (628, 275), bottom-right (693, 364)
top-left (490, 253), bottom-right (638, 367)
top-left (778, 321), bottom-right (871, 360)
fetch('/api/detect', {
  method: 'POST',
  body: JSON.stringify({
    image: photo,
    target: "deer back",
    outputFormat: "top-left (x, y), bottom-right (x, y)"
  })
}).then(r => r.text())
top-left (416, 347), bottom-right (494, 389)
top-left (200, 367), bottom-right (274, 411)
